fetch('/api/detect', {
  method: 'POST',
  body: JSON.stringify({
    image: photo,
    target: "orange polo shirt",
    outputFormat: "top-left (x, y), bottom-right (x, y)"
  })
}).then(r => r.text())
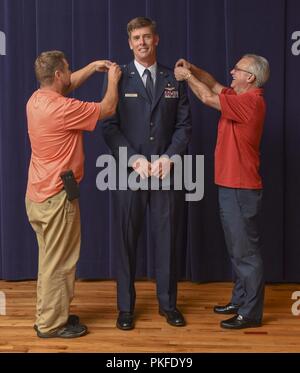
top-left (26, 89), bottom-right (100, 202)
top-left (215, 87), bottom-right (266, 189)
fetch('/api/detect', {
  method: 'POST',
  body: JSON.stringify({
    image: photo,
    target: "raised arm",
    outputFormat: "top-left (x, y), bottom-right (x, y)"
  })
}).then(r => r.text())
top-left (66, 60), bottom-right (112, 95)
top-left (98, 63), bottom-right (122, 120)
top-left (175, 59), bottom-right (224, 110)
top-left (175, 58), bottom-right (224, 94)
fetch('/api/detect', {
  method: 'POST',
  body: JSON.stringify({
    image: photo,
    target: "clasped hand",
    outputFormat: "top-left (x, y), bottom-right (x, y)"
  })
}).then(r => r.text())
top-left (132, 157), bottom-right (173, 180)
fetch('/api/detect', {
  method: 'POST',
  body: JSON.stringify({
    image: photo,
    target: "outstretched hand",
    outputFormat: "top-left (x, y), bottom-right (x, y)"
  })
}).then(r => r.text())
top-left (175, 58), bottom-right (191, 69)
top-left (94, 60), bottom-right (113, 72)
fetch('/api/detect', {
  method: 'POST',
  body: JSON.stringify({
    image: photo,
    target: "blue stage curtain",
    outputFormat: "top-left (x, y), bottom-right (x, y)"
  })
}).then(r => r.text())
top-left (0, 0), bottom-right (299, 281)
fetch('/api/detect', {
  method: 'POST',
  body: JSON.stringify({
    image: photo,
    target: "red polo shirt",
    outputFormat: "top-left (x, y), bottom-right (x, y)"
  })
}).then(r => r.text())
top-left (215, 87), bottom-right (266, 189)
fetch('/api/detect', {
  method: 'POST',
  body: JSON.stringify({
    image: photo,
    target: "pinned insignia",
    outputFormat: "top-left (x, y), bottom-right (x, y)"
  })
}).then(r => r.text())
top-left (164, 88), bottom-right (178, 98)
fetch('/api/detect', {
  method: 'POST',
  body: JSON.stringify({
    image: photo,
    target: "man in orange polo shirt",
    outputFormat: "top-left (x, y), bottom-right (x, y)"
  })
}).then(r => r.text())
top-left (175, 54), bottom-right (270, 329)
top-left (25, 50), bottom-right (121, 338)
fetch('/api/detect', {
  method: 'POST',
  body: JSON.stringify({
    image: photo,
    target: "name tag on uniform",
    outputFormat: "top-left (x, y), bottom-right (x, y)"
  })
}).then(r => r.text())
top-left (125, 93), bottom-right (138, 98)
top-left (164, 87), bottom-right (178, 99)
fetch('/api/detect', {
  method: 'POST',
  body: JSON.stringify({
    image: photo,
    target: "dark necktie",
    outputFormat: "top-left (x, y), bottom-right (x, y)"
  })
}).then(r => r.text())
top-left (144, 68), bottom-right (154, 102)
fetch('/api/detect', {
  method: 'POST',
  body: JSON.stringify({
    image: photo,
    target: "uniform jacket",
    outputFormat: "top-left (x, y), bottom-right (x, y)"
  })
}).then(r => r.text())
top-left (102, 61), bottom-right (192, 163)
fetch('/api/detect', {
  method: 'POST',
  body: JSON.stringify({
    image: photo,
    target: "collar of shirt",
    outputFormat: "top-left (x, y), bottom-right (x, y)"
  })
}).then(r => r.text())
top-left (134, 60), bottom-right (157, 87)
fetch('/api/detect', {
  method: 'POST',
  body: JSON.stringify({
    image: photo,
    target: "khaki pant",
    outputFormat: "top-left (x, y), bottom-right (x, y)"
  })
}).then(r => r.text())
top-left (25, 190), bottom-right (81, 334)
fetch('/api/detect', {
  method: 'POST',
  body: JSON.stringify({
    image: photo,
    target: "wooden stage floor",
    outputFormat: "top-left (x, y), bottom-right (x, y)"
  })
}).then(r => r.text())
top-left (0, 280), bottom-right (299, 353)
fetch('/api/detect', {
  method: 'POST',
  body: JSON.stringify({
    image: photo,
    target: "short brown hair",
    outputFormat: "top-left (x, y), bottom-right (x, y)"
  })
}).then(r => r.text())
top-left (127, 17), bottom-right (157, 37)
top-left (34, 50), bottom-right (67, 85)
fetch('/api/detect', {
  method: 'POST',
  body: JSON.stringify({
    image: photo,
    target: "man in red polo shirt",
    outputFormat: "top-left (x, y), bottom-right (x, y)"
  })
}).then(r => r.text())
top-left (175, 54), bottom-right (270, 329)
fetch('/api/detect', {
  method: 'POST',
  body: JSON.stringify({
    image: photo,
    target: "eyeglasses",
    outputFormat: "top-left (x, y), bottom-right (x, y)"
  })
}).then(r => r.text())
top-left (232, 65), bottom-right (254, 75)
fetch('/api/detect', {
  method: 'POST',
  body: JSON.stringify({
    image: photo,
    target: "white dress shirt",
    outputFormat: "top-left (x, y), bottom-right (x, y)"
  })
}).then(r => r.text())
top-left (134, 60), bottom-right (157, 87)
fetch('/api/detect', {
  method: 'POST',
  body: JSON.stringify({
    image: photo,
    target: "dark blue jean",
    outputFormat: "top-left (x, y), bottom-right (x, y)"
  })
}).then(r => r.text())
top-left (218, 186), bottom-right (264, 322)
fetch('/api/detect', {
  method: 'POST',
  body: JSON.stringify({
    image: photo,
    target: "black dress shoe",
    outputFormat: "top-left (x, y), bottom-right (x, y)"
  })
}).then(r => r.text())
top-left (36, 323), bottom-right (88, 338)
top-left (220, 314), bottom-right (262, 329)
top-left (159, 308), bottom-right (186, 327)
top-left (214, 303), bottom-right (240, 315)
top-left (116, 312), bottom-right (134, 330)
top-left (33, 314), bottom-right (80, 332)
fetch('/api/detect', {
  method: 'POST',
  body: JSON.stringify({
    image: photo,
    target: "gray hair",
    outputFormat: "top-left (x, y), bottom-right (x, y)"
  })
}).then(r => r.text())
top-left (243, 54), bottom-right (270, 87)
